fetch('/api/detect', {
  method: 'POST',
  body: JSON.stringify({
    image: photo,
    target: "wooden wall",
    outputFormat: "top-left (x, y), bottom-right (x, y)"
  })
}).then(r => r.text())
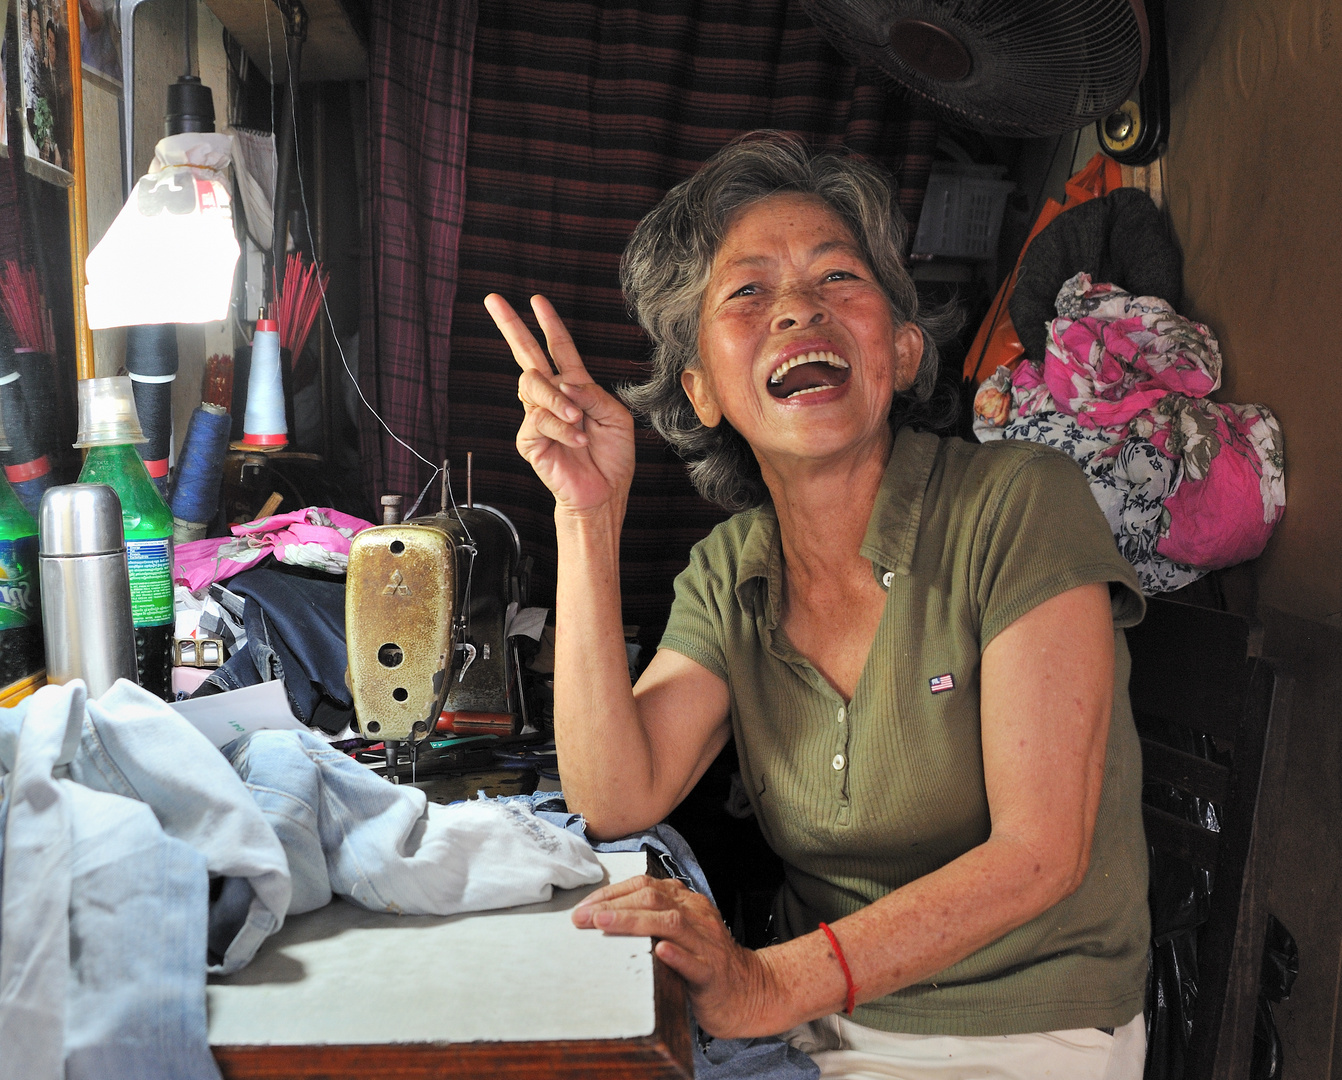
top-left (1164, 0), bottom-right (1342, 1073)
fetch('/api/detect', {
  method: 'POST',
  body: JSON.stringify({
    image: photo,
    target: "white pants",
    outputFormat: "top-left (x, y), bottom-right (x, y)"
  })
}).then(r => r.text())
top-left (784, 1011), bottom-right (1146, 1080)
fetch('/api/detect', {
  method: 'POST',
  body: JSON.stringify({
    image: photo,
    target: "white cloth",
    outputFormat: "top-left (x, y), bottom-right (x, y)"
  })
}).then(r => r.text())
top-left (785, 1011), bottom-right (1146, 1080)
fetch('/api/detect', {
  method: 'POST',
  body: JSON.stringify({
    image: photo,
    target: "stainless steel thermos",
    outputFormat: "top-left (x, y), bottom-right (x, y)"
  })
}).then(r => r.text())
top-left (39, 483), bottom-right (138, 696)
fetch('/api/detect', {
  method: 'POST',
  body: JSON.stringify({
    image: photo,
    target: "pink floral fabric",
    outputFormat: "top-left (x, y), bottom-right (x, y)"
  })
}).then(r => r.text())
top-left (174, 508), bottom-right (375, 593)
top-left (974, 273), bottom-right (1285, 591)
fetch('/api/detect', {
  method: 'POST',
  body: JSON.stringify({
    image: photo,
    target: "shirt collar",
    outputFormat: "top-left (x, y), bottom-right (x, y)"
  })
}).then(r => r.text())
top-left (733, 425), bottom-right (941, 616)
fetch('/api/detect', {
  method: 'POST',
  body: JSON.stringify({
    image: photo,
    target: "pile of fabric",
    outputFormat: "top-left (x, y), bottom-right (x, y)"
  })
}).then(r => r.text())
top-left (974, 273), bottom-right (1284, 593)
top-left (0, 680), bottom-right (603, 1080)
top-left (969, 181), bottom-right (1285, 594)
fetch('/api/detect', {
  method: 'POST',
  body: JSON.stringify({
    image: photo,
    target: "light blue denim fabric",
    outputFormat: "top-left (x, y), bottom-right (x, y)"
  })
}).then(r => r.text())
top-left (503, 792), bottom-right (819, 1080)
top-left (66, 680), bottom-right (291, 974)
top-left (224, 729), bottom-right (602, 917)
top-left (0, 682), bottom-right (222, 1080)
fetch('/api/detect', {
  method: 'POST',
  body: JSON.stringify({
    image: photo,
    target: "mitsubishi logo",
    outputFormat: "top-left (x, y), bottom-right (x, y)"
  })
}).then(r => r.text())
top-left (384, 569), bottom-right (411, 596)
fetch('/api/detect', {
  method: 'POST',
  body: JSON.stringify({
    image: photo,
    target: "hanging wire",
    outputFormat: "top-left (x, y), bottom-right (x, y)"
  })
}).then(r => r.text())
top-left (259, 0), bottom-right (444, 505)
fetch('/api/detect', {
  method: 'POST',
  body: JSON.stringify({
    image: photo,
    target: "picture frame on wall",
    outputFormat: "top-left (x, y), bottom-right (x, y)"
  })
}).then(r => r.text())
top-left (77, 0), bottom-right (119, 91)
top-left (1, 0), bottom-right (10, 156)
top-left (17, 0), bottom-right (72, 185)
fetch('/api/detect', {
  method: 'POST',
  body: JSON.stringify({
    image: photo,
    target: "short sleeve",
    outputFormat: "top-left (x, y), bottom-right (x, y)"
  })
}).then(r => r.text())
top-left (975, 445), bottom-right (1145, 649)
top-left (658, 539), bottom-right (731, 683)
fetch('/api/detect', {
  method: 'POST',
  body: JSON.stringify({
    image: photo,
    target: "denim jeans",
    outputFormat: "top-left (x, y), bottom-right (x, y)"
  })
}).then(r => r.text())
top-left (225, 729), bottom-right (603, 917)
top-left (0, 682), bottom-right (223, 1080)
top-left (66, 680), bottom-right (292, 974)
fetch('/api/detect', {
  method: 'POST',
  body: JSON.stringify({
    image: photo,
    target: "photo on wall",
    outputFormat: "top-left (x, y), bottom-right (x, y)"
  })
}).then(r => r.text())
top-left (78, 0), bottom-right (119, 90)
top-left (17, 0), bottom-right (72, 185)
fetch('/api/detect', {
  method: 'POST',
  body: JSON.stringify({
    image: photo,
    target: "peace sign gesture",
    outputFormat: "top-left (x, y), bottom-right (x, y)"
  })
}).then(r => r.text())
top-left (484, 293), bottom-right (636, 517)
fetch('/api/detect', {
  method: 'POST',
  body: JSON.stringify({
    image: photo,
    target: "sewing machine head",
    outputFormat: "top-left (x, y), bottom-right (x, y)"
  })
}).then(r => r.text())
top-left (345, 471), bottom-right (523, 760)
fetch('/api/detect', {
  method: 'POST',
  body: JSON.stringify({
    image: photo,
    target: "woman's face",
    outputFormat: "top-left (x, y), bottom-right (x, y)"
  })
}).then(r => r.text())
top-left (685, 193), bottom-right (922, 475)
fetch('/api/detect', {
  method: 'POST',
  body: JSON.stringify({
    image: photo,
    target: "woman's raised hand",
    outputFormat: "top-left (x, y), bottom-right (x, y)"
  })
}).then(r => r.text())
top-left (484, 293), bottom-right (635, 516)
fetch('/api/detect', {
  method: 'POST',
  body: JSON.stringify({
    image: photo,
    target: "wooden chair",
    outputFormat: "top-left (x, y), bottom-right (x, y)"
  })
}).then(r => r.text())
top-left (1127, 597), bottom-right (1292, 1080)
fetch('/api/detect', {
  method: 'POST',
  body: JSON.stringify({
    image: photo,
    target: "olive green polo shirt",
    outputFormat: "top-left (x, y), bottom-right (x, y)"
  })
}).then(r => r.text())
top-left (660, 427), bottom-right (1150, 1036)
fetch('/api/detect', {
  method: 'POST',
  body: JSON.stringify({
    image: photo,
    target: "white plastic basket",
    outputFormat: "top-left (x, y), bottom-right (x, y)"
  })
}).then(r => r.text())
top-left (912, 173), bottom-right (1015, 261)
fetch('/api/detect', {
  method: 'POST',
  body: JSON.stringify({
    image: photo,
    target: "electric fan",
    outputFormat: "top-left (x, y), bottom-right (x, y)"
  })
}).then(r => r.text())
top-left (800, 0), bottom-right (1150, 137)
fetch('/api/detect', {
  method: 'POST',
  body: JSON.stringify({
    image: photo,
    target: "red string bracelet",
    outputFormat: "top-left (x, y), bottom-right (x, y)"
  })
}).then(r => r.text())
top-left (818, 921), bottom-right (858, 1015)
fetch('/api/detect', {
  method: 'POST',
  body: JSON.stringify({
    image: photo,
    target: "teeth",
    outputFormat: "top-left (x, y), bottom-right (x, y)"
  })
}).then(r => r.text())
top-left (768, 351), bottom-right (849, 384)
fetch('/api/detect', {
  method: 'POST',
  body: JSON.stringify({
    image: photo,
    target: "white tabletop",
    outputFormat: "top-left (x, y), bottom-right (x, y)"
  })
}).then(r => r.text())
top-left (207, 850), bottom-right (656, 1046)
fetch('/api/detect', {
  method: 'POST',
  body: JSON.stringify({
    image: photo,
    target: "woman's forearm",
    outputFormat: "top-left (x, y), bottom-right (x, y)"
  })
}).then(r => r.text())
top-left (551, 502), bottom-right (660, 838)
top-left (754, 831), bottom-right (1085, 1034)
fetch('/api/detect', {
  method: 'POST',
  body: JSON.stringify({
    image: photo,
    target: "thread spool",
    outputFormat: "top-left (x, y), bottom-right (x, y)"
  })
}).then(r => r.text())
top-left (125, 324), bottom-right (179, 494)
top-left (0, 330), bottom-right (51, 518)
top-left (242, 318), bottom-right (287, 448)
top-left (169, 403), bottom-right (231, 542)
top-left (13, 348), bottom-right (56, 459)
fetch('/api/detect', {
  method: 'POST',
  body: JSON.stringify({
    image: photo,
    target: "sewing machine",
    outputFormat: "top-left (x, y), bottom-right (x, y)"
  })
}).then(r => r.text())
top-left (345, 464), bottom-right (527, 780)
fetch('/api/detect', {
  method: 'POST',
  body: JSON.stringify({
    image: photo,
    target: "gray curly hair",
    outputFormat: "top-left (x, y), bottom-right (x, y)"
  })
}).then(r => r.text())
top-left (618, 132), bottom-right (957, 513)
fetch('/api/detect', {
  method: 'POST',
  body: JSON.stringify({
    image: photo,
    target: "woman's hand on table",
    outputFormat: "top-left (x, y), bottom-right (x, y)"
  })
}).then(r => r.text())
top-left (484, 293), bottom-right (635, 517)
top-left (573, 874), bottom-right (789, 1038)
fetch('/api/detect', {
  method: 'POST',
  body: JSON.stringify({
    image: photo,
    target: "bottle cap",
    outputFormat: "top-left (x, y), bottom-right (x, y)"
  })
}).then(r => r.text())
top-left (39, 483), bottom-right (126, 556)
top-left (74, 376), bottom-right (148, 447)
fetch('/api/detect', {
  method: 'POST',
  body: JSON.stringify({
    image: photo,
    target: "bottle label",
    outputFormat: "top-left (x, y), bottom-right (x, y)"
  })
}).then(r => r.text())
top-left (0, 537), bottom-right (39, 631)
top-left (126, 538), bottom-right (174, 626)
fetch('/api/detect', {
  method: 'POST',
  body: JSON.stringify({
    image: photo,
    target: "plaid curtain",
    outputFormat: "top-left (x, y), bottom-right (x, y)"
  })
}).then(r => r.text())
top-left (362, 0), bottom-right (938, 641)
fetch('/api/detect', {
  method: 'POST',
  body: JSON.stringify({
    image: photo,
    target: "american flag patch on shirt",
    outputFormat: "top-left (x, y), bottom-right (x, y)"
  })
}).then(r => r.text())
top-left (929, 673), bottom-right (955, 694)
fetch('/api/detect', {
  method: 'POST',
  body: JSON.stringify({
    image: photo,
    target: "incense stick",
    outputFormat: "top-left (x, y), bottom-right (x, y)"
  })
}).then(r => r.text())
top-left (0, 262), bottom-right (55, 353)
top-left (272, 253), bottom-right (330, 367)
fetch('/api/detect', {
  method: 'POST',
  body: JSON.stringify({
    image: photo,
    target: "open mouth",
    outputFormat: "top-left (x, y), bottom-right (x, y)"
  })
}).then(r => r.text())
top-left (767, 351), bottom-right (851, 399)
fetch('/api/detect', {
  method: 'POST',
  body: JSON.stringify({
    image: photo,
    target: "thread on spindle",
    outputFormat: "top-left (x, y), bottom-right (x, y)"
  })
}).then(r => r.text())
top-left (8, 472), bottom-right (53, 518)
top-left (169, 403), bottom-right (231, 540)
top-left (0, 327), bottom-right (49, 517)
top-left (242, 322), bottom-right (287, 447)
top-left (126, 324), bottom-right (179, 486)
top-left (13, 348), bottom-right (55, 458)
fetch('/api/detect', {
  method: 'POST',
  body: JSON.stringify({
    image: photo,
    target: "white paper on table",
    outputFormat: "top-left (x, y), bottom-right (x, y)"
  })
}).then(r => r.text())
top-left (170, 681), bottom-right (308, 748)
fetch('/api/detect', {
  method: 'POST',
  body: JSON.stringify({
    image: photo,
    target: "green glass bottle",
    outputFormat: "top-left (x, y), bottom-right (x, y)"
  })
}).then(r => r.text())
top-left (78, 443), bottom-right (175, 699)
top-left (0, 473), bottom-right (43, 689)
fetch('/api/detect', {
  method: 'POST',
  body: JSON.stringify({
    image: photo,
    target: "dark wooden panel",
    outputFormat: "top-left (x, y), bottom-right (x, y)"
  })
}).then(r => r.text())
top-left (1143, 804), bottom-right (1221, 872)
top-left (1126, 599), bottom-right (1252, 741)
top-left (1141, 737), bottom-right (1231, 803)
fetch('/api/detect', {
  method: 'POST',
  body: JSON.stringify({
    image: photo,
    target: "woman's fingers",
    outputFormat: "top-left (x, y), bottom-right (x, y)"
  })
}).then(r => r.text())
top-left (532, 294), bottom-right (594, 383)
top-left (572, 874), bottom-right (666, 925)
top-left (518, 368), bottom-right (583, 424)
top-left (484, 292), bottom-right (555, 376)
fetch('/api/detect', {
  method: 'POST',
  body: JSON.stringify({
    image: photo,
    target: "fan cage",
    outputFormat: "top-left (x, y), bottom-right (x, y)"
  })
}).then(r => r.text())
top-left (802, 0), bottom-right (1148, 138)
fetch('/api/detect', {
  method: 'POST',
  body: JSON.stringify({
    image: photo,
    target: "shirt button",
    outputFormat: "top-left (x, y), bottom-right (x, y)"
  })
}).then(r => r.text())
top-left (832, 753), bottom-right (845, 771)
top-left (837, 706), bottom-right (846, 724)
top-left (882, 571), bottom-right (894, 588)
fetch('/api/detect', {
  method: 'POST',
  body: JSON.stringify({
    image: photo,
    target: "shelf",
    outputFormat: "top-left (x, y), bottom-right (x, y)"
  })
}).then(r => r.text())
top-left (201, 0), bottom-right (368, 83)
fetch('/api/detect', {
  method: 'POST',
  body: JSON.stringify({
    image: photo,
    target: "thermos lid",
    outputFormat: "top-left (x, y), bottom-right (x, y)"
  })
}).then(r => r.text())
top-left (39, 483), bottom-right (127, 556)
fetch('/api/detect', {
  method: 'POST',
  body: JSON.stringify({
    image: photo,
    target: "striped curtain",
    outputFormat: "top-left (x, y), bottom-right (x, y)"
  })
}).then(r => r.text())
top-left (363, 0), bottom-right (937, 642)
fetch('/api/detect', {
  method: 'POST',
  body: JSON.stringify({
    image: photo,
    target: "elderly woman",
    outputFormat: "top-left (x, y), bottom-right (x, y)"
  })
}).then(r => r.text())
top-left (484, 134), bottom-right (1148, 1079)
